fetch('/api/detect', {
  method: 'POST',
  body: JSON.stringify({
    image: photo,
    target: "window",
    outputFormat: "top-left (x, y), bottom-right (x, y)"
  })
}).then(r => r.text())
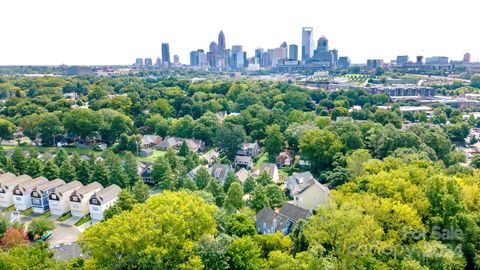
top-left (15, 197), bottom-right (21, 201)
top-left (32, 199), bottom-right (41, 205)
top-left (51, 194), bottom-right (57, 200)
top-left (92, 207), bottom-right (99, 211)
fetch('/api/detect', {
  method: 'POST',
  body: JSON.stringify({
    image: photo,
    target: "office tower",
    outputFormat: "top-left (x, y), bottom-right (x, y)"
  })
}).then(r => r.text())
top-left (218, 30), bottom-right (226, 51)
top-left (416, 56), bottom-right (424, 64)
top-left (463, 52), bottom-right (471, 63)
top-left (190, 51), bottom-right (199, 66)
top-left (396, 55), bottom-right (409, 65)
top-left (338, 56), bottom-right (350, 69)
top-left (425, 56), bottom-right (449, 65)
top-left (155, 57), bottom-right (162, 67)
top-left (329, 49), bottom-right (338, 67)
top-left (317, 36), bottom-right (329, 53)
top-left (209, 42), bottom-right (218, 53)
top-left (280, 42), bottom-right (288, 48)
top-left (161, 43), bottom-right (171, 66)
top-left (135, 58), bottom-right (144, 67)
top-left (197, 50), bottom-right (207, 67)
top-left (144, 58), bottom-right (153, 67)
top-left (289, 44), bottom-right (298, 60)
top-left (231, 45), bottom-right (243, 55)
top-left (301, 27), bottom-right (314, 60)
top-left (174, 55), bottom-right (179, 65)
top-left (367, 59), bottom-right (384, 69)
top-left (255, 48), bottom-right (264, 59)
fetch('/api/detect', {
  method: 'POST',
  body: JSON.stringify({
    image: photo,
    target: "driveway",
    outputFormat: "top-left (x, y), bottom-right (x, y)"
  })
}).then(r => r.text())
top-left (63, 216), bottom-right (81, 226)
top-left (47, 223), bottom-right (80, 248)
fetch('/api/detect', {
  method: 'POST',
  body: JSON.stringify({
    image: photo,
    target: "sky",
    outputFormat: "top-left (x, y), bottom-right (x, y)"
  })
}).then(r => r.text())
top-left (0, 0), bottom-right (478, 65)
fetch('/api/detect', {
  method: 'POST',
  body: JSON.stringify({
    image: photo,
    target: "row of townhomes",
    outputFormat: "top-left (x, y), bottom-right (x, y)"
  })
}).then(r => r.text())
top-left (0, 172), bottom-right (120, 221)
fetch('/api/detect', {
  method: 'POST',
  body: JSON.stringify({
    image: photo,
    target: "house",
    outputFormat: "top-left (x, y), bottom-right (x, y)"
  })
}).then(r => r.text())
top-left (235, 168), bottom-right (250, 185)
top-left (141, 135), bottom-right (162, 149)
top-left (255, 163), bottom-right (279, 183)
top-left (139, 148), bottom-right (153, 157)
top-left (237, 142), bottom-right (261, 157)
top-left (234, 155), bottom-right (254, 169)
top-left (187, 165), bottom-right (205, 180)
top-left (89, 184), bottom-right (121, 221)
top-left (0, 173), bottom-right (16, 183)
top-left (276, 151), bottom-right (295, 167)
top-left (200, 149), bottom-right (220, 164)
top-left (255, 203), bottom-right (311, 235)
top-left (0, 175), bottom-right (32, 208)
top-left (158, 136), bottom-right (205, 152)
top-left (12, 177), bottom-right (49, 211)
top-left (31, 179), bottom-right (65, 214)
top-left (70, 182), bottom-right (103, 218)
top-left (285, 172), bottom-right (315, 197)
top-left (208, 164), bottom-right (233, 185)
top-left (285, 172), bottom-right (329, 211)
top-left (137, 161), bottom-right (153, 184)
top-left (48, 181), bottom-right (84, 216)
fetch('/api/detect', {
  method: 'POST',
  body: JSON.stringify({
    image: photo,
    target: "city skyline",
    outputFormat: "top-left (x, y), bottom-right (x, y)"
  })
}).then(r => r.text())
top-left (0, 0), bottom-right (479, 65)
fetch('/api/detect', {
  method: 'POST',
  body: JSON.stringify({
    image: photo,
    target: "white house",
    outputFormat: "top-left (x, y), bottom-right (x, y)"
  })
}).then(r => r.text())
top-left (0, 174), bottom-right (32, 208)
top-left (70, 182), bottom-right (103, 218)
top-left (255, 163), bottom-right (279, 183)
top-left (31, 179), bottom-right (65, 214)
top-left (89, 184), bottom-right (121, 221)
top-left (12, 177), bottom-right (49, 211)
top-left (48, 181), bottom-right (84, 216)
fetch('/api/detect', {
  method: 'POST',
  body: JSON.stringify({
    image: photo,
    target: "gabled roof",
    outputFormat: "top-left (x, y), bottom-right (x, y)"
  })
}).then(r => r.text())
top-left (235, 155), bottom-right (253, 163)
top-left (0, 172), bottom-right (16, 183)
top-left (52, 181), bottom-right (83, 196)
top-left (15, 177), bottom-right (49, 193)
top-left (256, 208), bottom-right (289, 232)
top-left (91, 184), bottom-right (121, 204)
top-left (235, 168), bottom-right (249, 184)
top-left (72, 182), bottom-right (103, 199)
top-left (279, 203), bottom-right (311, 222)
top-left (259, 163), bottom-right (277, 176)
top-left (33, 179), bottom-right (65, 194)
top-left (0, 175), bottom-right (32, 190)
top-left (141, 135), bottom-right (161, 144)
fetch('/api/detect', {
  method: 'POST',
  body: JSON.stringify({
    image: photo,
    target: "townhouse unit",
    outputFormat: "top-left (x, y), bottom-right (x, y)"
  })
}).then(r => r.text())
top-left (48, 181), bottom-right (84, 216)
top-left (31, 179), bottom-right (65, 214)
top-left (70, 182), bottom-right (103, 218)
top-left (13, 177), bottom-right (49, 211)
top-left (0, 173), bottom-right (16, 183)
top-left (0, 174), bottom-right (32, 207)
top-left (89, 184), bottom-right (121, 221)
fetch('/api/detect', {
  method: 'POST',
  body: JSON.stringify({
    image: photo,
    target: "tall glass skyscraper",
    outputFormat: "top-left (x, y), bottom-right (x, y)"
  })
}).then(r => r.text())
top-left (218, 30), bottom-right (226, 52)
top-left (289, 44), bottom-right (298, 60)
top-left (161, 43), bottom-right (171, 66)
top-left (301, 27), bottom-right (314, 61)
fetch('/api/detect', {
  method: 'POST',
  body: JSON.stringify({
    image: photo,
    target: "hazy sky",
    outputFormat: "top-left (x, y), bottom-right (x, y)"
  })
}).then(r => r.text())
top-left (0, 0), bottom-right (478, 65)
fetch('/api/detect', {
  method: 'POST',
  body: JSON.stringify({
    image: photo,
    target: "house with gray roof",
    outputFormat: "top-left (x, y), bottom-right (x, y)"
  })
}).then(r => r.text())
top-left (89, 184), bottom-right (121, 221)
top-left (208, 164), bottom-right (233, 185)
top-left (255, 203), bottom-right (311, 235)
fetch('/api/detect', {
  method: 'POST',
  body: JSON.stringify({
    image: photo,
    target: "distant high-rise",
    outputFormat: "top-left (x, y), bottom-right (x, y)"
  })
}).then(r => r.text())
top-left (144, 58), bottom-right (153, 67)
top-left (190, 51), bottom-right (199, 66)
top-left (329, 49), bottom-right (338, 67)
top-left (416, 56), bottom-right (424, 64)
top-left (301, 27), bottom-right (314, 61)
top-left (338, 56), bottom-right (350, 69)
top-left (289, 44), bottom-right (298, 60)
top-left (463, 52), bottom-right (471, 63)
top-left (367, 59), bottom-right (384, 69)
top-left (135, 58), bottom-right (144, 67)
top-left (218, 30), bottom-right (226, 52)
top-left (396, 55), bottom-right (409, 65)
top-left (209, 42), bottom-right (218, 53)
top-left (231, 45), bottom-right (243, 55)
top-left (161, 43), bottom-right (171, 66)
top-left (155, 57), bottom-right (162, 67)
top-left (280, 42), bottom-right (288, 48)
top-left (317, 36), bottom-right (329, 53)
top-left (174, 55), bottom-right (180, 65)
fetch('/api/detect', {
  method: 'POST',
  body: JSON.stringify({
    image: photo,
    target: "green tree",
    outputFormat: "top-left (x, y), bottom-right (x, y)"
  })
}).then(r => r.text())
top-left (36, 113), bottom-right (64, 146)
top-left (256, 171), bottom-right (273, 186)
top-left (42, 160), bottom-right (59, 180)
top-left (264, 124), bottom-right (284, 158)
top-left (131, 180), bottom-right (150, 203)
top-left (178, 140), bottom-right (190, 157)
top-left (59, 159), bottom-right (76, 182)
top-left (63, 108), bottom-right (102, 139)
top-left (224, 182), bottom-right (244, 211)
top-left (76, 160), bottom-right (91, 185)
top-left (227, 236), bottom-right (264, 270)
top-left (107, 155), bottom-right (128, 188)
top-left (151, 156), bottom-right (175, 190)
top-left (28, 218), bottom-right (55, 238)
top-left (215, 122), bottom-right (247, 160)
top-left (243, 176), bottom-right (256, 194)
top-left (123, 152), bottom-right (140, 187)
top-left (3, 158), bottom-right (17, 174)
top-left (103, 189), bottom-right (138, 220)
top-left (54, 148), bottom-right (68, 167)
top-left (205, 178), bottom-right (225, 207)
top-left (250, 186), bottom-right (270, 213)
top-left (225, 213), bottom-right (256, 237)
top-left (194, 167), bottom-right (211, 190)
top-left (223, 171), bottom-right (240, 192)
top-left (265, 184), bottom-right (286, 208)
top-left (0, 119), bottom-right (16, 140)
top-left (194, 234), bottom-right (232, 270)
top-left (11, 148), bottom-right (27, 175)
top-left (25, 158), bottom-right (43, 178)
top-left (299, 130), bottom-right (343, 173)
top-left (80, 191), bottom-right (217, 269)
top-left (90, 161), bottom-right (109, 187)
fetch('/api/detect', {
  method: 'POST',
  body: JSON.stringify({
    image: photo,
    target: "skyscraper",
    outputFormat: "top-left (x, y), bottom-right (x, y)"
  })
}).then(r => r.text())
top-left (317, 36), bottom-right (328, 53)
top-left (174, 55), bottom-right (179, 65)
top-left (144, 58), bottom-right (153, 67)
top-left (464, 52), bottom-right (471, 63)
top-left (155, 57), bottom-right (162, 67)
top-left (396, 55), bottom-right (409, 65)
top-left (190, 51), bottom-right (199, 66)
top-left (161, 43), bottom-right (171, 66)
top-left (289, 44), bottom-right (298, 60)
top-left (135, 58), bottom-right (144, 67)
top-left (218, 30), bottom-right (226, 52)
top-left (301, 27), bottom-right (314, 61)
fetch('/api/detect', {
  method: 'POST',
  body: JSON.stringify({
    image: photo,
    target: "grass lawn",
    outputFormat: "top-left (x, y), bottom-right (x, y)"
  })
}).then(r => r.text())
top-left (136, 149), bottom-right (166, 163)
top-left (21, 208), bottom-right (33, 216)
top-left (39, 210), bottom-right (51, 218)
top-left (2, 205), bottom-right (15, 212)
top-left (75, 215), bottom-right (91, 226)
top-left (57, 212), bottom-right (72, 222)
top-left (278, 169), bottom-right (289, 182)
top-left (254, 153), bottom-right (269, 169)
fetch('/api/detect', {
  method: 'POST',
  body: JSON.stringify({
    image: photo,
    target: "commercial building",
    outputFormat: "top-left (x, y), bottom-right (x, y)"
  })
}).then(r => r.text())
top-left (301, 27), bottom-right (314, 61)
top-left (289, 44), bottom-right (298, 60)
top-left (396, 55), bottom-right (409, 65)
top-left (161, 43), bottom-right (171, 66)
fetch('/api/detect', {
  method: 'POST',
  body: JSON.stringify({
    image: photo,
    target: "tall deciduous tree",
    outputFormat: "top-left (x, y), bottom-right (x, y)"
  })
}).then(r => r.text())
top-left (215, 122), bottom-right (246, 160)
top-left (264, 124), bottom-right (285, 158)
top-left (224, 182), bottom-right (244, 211)
top-left (299, 130), bottom-right (343, 173)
